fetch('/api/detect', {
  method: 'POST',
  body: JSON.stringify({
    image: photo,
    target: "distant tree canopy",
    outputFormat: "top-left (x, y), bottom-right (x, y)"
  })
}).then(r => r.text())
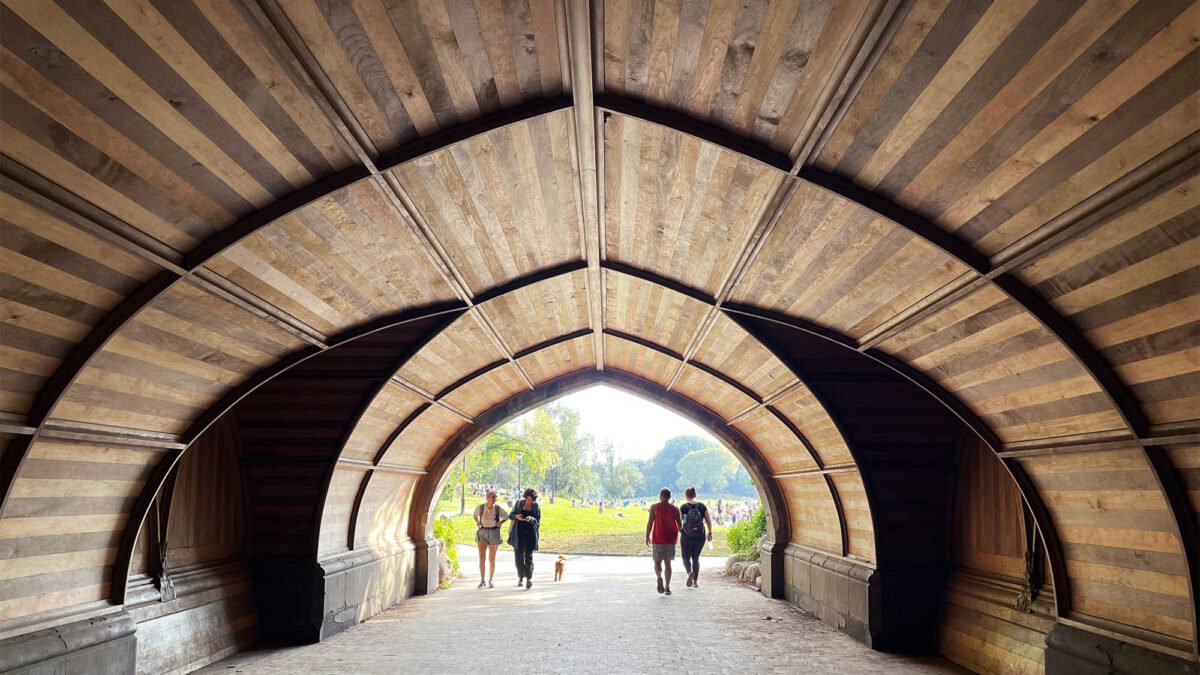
top-left (676, 447), bottom-right (738, 493)
top-left (639, 435), bottom-right (757, 498)
top-left (443, 411), bottom-right (754, 503)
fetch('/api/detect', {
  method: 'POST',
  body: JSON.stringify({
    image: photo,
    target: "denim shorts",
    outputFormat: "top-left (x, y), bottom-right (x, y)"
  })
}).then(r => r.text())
top-left (476, 526), bottom-right (502, 546)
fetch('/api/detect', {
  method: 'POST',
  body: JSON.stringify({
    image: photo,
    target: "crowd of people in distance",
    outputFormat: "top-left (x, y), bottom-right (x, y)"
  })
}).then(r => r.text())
top-left (468, 485), bottom-right (747, 595)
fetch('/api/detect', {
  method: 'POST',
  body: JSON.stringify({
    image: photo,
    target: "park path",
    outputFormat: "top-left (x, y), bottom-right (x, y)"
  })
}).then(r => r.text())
top-left (197, 547), bottom-right (965, 675)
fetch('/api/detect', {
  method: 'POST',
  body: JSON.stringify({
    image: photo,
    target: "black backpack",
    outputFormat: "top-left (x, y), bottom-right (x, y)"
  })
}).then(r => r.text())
top-left (683, 504), bottom-right (705, 537)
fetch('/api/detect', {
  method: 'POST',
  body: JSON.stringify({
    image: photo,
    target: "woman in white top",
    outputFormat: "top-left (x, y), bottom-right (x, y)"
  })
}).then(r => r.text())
top-left (473, 490), bottom-right (507, 588)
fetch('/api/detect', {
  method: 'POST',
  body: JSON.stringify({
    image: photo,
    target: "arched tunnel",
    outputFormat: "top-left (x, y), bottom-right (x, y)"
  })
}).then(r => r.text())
top-left (0, 1), bottom-right (1196, 673)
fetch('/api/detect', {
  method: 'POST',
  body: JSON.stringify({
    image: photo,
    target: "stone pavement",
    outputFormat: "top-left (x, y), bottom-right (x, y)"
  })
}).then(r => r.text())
top-left (198, 547), bottom-right (966, 675)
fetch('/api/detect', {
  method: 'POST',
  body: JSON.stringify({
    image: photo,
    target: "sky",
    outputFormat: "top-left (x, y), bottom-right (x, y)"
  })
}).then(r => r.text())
top-left (553, 384), bottom-right (718, 461)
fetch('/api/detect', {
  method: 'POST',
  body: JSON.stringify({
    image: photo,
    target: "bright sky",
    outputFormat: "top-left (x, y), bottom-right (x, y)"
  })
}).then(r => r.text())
top-left (554, 384), bottom-right (718, 461)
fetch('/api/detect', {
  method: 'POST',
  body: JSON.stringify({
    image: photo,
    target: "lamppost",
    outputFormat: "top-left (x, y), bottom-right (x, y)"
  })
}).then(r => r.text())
top-left (549, 463), bottom-right (557, 504)
top-left (517, 451), bottom-right (523, 498)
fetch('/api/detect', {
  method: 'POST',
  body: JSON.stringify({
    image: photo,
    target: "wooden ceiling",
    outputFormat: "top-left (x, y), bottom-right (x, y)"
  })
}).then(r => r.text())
top-left (0, 0), bottom-right (1196, 660)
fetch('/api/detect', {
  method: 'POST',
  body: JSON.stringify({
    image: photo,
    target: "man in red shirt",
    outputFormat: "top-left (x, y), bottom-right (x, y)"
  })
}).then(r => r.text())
top-left (645, 487), bottom-right (682, 595)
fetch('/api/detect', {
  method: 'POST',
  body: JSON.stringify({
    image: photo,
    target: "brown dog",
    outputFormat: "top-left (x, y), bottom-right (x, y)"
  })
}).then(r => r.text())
top-left (554, 555), bottom-right (567, 582)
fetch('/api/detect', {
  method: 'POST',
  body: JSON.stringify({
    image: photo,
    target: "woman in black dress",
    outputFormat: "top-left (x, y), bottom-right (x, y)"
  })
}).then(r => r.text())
top-left (507, 488), bottom-right (541, 589)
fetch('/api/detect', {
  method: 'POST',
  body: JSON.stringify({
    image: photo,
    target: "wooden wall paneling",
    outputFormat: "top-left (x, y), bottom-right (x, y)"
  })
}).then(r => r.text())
top-left (728, 180), bottom-right (972, 340)
top-left (317, 466), bottom-right (366, 557)
top-left (105, 311), bottom-right (458, 608)
top-left (132, 570), bottom-right (257, 675)
top-left (604, 270), bottom-right (710, 354)
top-left (339, 381), bottom-right (427, 462)
top-left (1019, 449), bottom-right (1193, 644)
top-left (691, 312), bottom-right (798, 399)
top-left (598, 0), bottom-right (875, 154)
top-left (777, 473), bottom-right (843, 554)
top-left (600, 112), bottom-right (781, 295)
top-left (829, 471), bottom-right (875, 561)
top-left (393, 312), bottom-right (507, 395)
top-left (202, 180), bottom-right (460, 335)
top-left (0, 438), bottom-right (160, 622)
top-left (271, 0), bottom-right (566, 156)
top-left (876, 284), bottom-right (1127, 444)
top-left (732, 408), bottom-right (817, 475)
top-left (477, 270), bottom-right (591, 354)
top-left (671, 364), bottom-right (758, 421)
top-left (165, 415), bottom-right (246, 569)
top-left (951, 434), bottom-right (1026, 580)
top-left (938, 571), bottom-right (1056, 675)
top-left (389, 110), bottom-right (583, 293)
top-left (771, 384), bottom-right (855, 467)
top-left (376, 404), bottom-right (470, 468)
top-left (516, 334), bottom-right (596, 384)
top-left (0, 0), bottom-right (360, 243)
top-left (0, 181), bottom-right (161, 416)
top-left (605, 88), bottom-right (1156, 471)
top-left (1012, 170), bottom-right (1199, 428)
top-left (52, 280), bottom-right (308, 435)
top-left (439, 363), bottom-right (529, 418)
top-left (353, 471), bottom-right (417, 553)
top-left (815, 0), bottom-right (1198, 248)
top-left (602, 333), bottom-right (683, 387)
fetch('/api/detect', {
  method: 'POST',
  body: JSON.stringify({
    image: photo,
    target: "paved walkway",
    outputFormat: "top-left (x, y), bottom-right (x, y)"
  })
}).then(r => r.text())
top-left (199, 547), bottom-right (965, 675)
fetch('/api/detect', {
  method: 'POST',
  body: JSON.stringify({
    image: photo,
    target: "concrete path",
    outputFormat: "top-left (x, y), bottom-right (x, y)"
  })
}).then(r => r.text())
top-left (198, 547), bottom-right (965, 674)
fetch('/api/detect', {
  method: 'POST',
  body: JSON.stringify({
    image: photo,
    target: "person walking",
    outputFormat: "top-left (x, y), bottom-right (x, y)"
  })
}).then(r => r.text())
top-left (507, 488), bottom-right (540, 589)
top-left (645, 487), bottom-right (682, 595)
top-left (678, 486), bottom-right (713, 588)
top-left (472, 490), bottom-right (506, 589)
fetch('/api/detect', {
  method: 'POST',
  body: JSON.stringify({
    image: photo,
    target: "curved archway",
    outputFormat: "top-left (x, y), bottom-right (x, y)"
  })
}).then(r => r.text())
top-left (2, 2), bottom-right (1196, 672)
top-left (406, 369), bottom-right (791, 555)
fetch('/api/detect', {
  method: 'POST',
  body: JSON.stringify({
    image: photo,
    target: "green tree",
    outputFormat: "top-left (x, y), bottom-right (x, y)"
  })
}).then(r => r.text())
top-left (611, 461), bottom-right (644, 498)
top-left (675, 446), bottom-right (738, 493)
top-left (641, 435), bottom-right (711, 495)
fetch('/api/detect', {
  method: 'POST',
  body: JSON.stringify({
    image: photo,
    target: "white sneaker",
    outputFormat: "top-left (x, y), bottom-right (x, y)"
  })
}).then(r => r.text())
top-left (487, 581), bottom-right (494, 588)
top-left (477, 581), bottom-right (486, 589)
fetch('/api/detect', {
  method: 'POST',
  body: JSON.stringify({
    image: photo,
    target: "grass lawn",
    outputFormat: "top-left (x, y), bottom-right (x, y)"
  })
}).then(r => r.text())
top-left (436, 497), bottom-right (733, 557)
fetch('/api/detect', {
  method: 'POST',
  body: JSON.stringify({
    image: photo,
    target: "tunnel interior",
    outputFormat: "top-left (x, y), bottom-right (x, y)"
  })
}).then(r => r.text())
top-left (0, 1), bottom-right (1197, 674)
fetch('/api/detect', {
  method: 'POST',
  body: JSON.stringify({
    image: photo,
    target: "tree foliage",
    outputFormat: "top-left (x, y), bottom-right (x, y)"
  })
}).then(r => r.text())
top-left (641, 435), bottom-right (710, 493)
top-left (675, 446), bottom-right (738, 492)
top-left (444, 409), bottom-right (754, 503)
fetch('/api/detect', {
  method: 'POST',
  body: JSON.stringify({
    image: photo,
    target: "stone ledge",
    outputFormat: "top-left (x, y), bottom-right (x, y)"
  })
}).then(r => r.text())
top-left (0, 611), bottom-right (136, 674)
top-left (1045, 623), bottom-right (1198, 675)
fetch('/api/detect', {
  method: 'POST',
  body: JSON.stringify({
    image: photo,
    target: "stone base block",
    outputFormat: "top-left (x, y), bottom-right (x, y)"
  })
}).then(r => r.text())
top-left (0, 612), bottom-right (135, 675)
top-left (782, 545), bottom-right (878, 647)
top-left (251, 542), bottom-right (421, 644)
top-left (1045, 623), bottom-right (1198, 675)
top-left (320, 543), bottom-right (417, 640)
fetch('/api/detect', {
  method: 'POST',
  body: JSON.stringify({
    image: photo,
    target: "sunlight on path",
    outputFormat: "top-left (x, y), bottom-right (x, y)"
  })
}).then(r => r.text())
top-left (198, 548), bottom-right (965, 675)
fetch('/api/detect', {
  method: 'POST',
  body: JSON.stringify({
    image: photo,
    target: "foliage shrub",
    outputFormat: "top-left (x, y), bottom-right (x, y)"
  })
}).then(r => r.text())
top-left (726, 507), bottom-right (767, 559)
top-left (433, 516), bottom-right (459, 585)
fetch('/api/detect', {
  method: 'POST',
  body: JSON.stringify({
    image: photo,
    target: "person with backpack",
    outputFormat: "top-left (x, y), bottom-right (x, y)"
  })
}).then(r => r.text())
top-left (645, 487), bottom-right (682, 595)
top-left (679, 486), bottom-right (714, 588)
top-left (473, 490), bottom-right (508, 588)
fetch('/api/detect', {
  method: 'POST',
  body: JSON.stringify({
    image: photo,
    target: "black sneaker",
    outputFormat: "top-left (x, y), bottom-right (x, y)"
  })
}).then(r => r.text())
top-left (526, 579), bottom-right (532, 590)
top-left (665, 587), bottom-right (672, 596)
top-left (656, 577), bottom-right (664, 594)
